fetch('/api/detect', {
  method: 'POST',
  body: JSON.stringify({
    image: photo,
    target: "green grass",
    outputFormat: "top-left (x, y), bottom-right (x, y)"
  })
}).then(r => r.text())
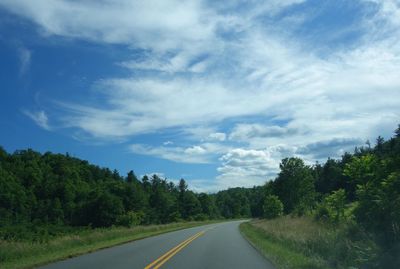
top-left (240, 221), bottom-right (328, 269)
top-left (0, 220), bottom-right (221, 269)
top-left (240, 217), bottom-right (378, 269)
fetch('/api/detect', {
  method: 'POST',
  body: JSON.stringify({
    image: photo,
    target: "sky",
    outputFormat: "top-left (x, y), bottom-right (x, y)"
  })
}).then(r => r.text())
top-left (0, 0), bottom-right (399, 192)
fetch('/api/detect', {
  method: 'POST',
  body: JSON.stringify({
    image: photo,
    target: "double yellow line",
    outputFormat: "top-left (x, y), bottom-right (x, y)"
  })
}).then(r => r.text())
top-left (144, 230), bottom-right (206, 269)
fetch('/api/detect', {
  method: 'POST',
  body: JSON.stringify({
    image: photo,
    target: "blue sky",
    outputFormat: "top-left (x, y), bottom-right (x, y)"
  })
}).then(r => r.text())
top-left (1, 0), bottom-right (399, 192)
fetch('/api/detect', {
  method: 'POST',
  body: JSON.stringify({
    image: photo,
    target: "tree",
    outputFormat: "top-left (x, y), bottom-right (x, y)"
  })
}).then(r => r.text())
top-left (315, 189), bottom-right (346, 223)
top-left (249, 186), bottom-right (265, 218)
top-left (395, 124), bottom-right (400, 138)
top-left (314, 158), bottom-right (344, 194)
top-left (178, 178), bottom-right (188, 194)
top-left (182, 191), bottom-right (202, 220)
top-left (82, 190), bottom-right (125, 227)
top-left (273, 158), bottom-right (316, 214)
top-left (263, 194), bottom-right (283, 219)
top-left (198, 193), bottom-right (218, 219)
top-left (344, 154), bottom-right (400, 245)
top-left (126, 170), bottom-right (138, 184)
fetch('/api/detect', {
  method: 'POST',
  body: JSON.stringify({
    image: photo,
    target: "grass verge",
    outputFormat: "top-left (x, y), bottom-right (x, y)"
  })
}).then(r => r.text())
top-left (240, 221), bottom-right (327, 269)
top-left (240, 217), bottom-right (378, 269)
top-left (1, 220), bottom-right (221, 269)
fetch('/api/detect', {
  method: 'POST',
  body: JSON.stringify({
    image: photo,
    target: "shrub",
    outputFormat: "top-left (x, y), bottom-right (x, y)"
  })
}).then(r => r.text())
top-left (314, 189), bottom-right (346, 223)
top-left (117, 211), bottom-right (144, 227)
top-left (263, 195), bottom-right (283, 219)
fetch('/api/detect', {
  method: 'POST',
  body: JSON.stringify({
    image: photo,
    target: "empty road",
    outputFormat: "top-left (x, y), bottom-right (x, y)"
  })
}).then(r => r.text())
top-left (40, 220), bottom-right (275, 269)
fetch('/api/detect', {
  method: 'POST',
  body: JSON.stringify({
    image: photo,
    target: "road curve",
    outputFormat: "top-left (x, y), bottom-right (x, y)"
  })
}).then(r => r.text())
top-left (39, 220), bottom-right (275, 269)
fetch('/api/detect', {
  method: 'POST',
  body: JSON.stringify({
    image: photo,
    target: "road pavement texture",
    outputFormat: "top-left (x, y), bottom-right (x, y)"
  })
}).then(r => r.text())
top-left (40, 220), bottom-right (275, 269)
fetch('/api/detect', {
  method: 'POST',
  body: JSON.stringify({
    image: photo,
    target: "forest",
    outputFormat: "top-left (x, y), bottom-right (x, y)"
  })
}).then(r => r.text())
top-left (1, 125), bottom-right (399, 263)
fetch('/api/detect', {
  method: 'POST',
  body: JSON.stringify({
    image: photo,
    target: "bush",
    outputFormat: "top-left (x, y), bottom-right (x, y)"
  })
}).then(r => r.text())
top-left (117, 211), bottom-right (144, 227)
top-left (314, 189), bottom-right (346, 223)
top-left (263, 195), bottom-right (283, 219)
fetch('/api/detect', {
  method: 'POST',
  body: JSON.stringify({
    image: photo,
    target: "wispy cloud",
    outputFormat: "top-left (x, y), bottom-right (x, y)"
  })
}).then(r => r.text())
top-left (3, 0), bottom-right (400, 190)
top-left (207, 132), bottom-right (226, 142)
top-left (130, 142), bottom-right (230, 164)
top-left (18, 47), bottom-right (31, 75)
top-left (23, 110), bottom-right (51, 130)
top-left (130, 144), bottom-right (210, 164)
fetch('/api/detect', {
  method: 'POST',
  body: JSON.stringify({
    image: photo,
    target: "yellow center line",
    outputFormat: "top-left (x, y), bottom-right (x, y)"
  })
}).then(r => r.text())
top-left (144, 230), bottom-right (206, 269)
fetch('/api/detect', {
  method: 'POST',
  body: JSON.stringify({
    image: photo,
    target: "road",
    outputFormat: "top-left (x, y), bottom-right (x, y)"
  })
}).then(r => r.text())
top-left (39, 220), bottom-right (275, 269)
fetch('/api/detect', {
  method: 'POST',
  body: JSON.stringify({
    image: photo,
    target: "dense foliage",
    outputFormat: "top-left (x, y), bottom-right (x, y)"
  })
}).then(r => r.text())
top-left (261, 124), bottom-right (400, 267)
top-left (0, 148), bottom-right (256, 236)
top-left (262, 195), bottom-right (283, 219)
top-left (1, 124), bottom-right (399, 266)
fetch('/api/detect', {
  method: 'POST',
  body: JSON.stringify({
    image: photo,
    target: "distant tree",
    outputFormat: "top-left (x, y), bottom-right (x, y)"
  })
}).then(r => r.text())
top-left (0, 146), bottom-right (7, 161)
top-left (83, 190), bottom-right (125, 227)
top-left (314, 158), bottom-right (344, 195)
top-left (141, 175), bottom-right (151, 192)
top-left (395, 124), bottom-right (400, 138)
top-left (198, 193), bottom-right (218, 219)
top-left (263, 194), bottom-right (283, 219)
top-left (249, 186), bottom-right (265, 218)
top-left (182, 191), bottom-right (202, 220)
top-left (375, 136), bottom-right (385, 156)
top-left (215, 188), bottom-right (251, 218)
top-left (0, 166), bottom-right (28, 224)
top-left (178, 178), bottom-right (188, 194)
top-left (126, 170), bottom-right (138, 184)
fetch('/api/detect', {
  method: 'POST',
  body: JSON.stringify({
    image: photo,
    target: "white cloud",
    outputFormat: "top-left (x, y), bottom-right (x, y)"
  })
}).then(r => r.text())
top-left (229, 124), bottom-right (291, 141)
top-left (130, 144), bottom-right (209, 164)
top-left (207, 132), bottom-right (226, 141)
top-left (129, 142), bottom-right (230, 164)
top-left (215, 148), bottom-right (282, 189)
top-left (0, 0), bottom-right (217, 49)
top-left (184, 145), bottom-right (206, 155)
top-left (119, 52), bottom-right (211, 74)
top-left (4, 0), bottom-right (400, 189)
top-left (58, 77), bottom-right (293, 139)
top-left (23, 110), bottom-right (51, 130)
top-left (18, 47), bottom-right (31, 75)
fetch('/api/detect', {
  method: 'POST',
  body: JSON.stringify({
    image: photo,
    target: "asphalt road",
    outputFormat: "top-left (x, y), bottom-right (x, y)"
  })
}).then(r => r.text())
top-left (39, 220), bottom-right (275, 269)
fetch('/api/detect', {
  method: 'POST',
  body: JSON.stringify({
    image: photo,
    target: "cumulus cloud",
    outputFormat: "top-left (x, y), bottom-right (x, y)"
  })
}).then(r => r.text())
top-left (23, 110), bottom-right (51, 130)
top-left (215, 148), bottom-right (282, 189)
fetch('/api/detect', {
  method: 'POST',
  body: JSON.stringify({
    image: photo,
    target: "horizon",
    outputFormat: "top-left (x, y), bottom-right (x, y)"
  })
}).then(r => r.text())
top-left (1, 0), bottom-right (400, 192)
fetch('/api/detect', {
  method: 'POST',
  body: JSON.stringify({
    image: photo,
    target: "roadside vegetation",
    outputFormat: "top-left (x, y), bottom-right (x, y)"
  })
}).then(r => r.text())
top-left (241, 217), bottom-right (378, 269)
top-left (241, 124), bottom-right (400, 268)
top-left (1, 124), bottom-right (399, 268)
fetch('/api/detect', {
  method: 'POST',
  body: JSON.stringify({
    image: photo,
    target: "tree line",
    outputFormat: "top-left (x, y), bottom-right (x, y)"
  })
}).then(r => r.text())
top-left (0, 147), bottom-right (259, 233)
top-left (1, 125), bottom-right (399, 253)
